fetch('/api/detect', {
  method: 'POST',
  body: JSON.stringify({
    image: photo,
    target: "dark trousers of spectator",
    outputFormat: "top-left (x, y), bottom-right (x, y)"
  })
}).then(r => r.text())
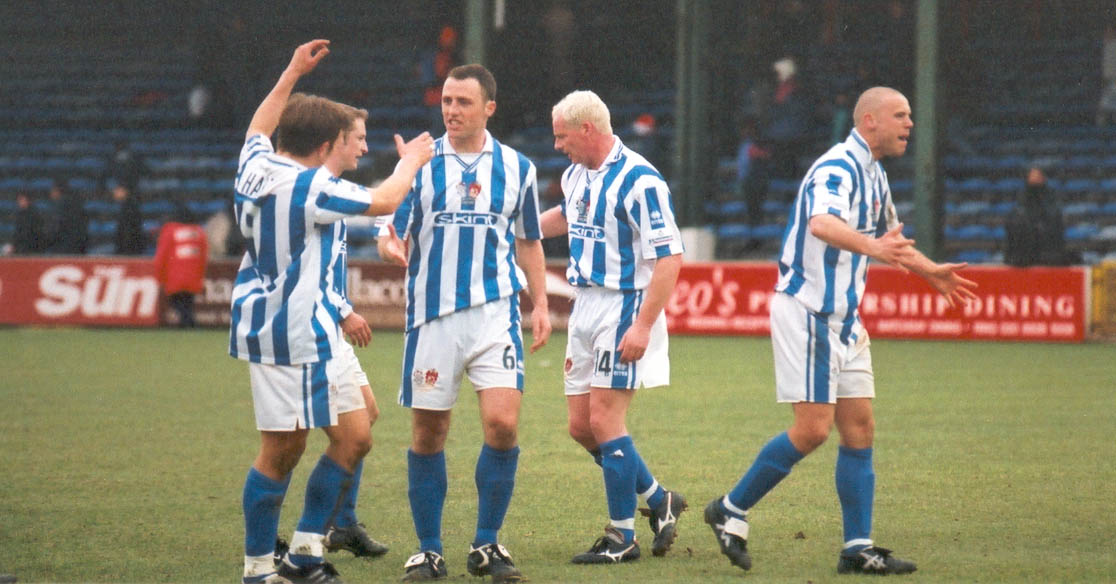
top-left (168, 292), bottom-right (197, 328)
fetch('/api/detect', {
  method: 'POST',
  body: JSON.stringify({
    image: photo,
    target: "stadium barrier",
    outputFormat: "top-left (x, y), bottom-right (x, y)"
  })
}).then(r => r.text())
top-left (1092, 260), bottom-right (1116, 337)
top-left (0, 258), bottom-right (1091, 342)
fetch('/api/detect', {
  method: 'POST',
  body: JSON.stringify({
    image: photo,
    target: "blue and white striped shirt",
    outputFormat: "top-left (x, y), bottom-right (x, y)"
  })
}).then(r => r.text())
top-left (559, 137), bottom-right (684, 291)
top-left (387, 131), bottom-right (541, 332)
top-left (775, 129), bottom-right (900, 338)
top-left (229, 134), bottom-right (372, 365)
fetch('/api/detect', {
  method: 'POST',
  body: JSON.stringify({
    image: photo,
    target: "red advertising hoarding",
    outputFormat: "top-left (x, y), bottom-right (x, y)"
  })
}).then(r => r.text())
top-left (662, 262), bottom-right (1089, 342)
top-left (0, 258), bottom-right (1089, 342)
top-left (0, 257), bottom-right (160, 326)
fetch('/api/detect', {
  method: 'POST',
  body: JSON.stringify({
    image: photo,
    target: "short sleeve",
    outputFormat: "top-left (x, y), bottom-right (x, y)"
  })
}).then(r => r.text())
top-left (806, 162), bottom-right (855, 221)
top-left (634, 175), bottom-right (684, 259)
top-left (514, 161), bottom-right (542, 240)
top-left (312, 175), bottom-right (372, 224)
top-left (234, 134), bottom-right (274, 196)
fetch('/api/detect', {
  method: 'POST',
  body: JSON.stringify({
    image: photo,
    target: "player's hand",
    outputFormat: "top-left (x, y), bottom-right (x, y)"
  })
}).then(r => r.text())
top-left (872, 223), bottom-right (917, 273)
top-left (377, 224), bottom-right (408, 267)
top-left (926, 262), bottom-right (979, 308)
top-left (286, 39), bottom-right (330, 77)
top-left (395, 132), bottom-right (435, 166)
top-left (616, 322), bottom-right (651, 363)
top-left (528, 306), bottom-right (552, 353)
top-left (342, 312), bottom-right (371, 348)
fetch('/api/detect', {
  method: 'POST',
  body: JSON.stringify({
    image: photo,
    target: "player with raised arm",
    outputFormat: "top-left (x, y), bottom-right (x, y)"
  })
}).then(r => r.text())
top-left (377, 64), bottom-right (550, 583)
top-left (703, 87), bottom-right (977, 575)
top-left (231, 39), bottom-right (432, 584)
top-left (538, 90), bottom-right (687, 565)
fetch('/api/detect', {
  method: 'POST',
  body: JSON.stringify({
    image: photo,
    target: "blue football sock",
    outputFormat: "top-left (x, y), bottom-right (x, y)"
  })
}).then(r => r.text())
top-left (596, 446), bottom-right (663, 508)
top-left (836, 445), bottom-right (875, 553)
top-left (473, 444), bottom-right (519, 547)
top-left (336, 459), bottom-right (362, 528)
top-left (243, 467), bottom-right (291, 557)
top-left (632, 448), bottom-right (666, 509)
top-left (599, 436), bottom-right (638, 544)
top-left (292, 455), bottom-right (352, 566)
top-left (728, 432), bottom-right (804, 511)
top-left (408, 449), bottom-right (447, 555)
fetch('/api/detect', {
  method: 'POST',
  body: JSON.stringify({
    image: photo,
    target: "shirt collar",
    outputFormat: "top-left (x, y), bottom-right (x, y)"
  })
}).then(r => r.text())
top-left (846, 129), bottom-right (875, 169)
top-left (592, 135), bottom-right (624, 171)
top-left (438, 129), bottom-right (494, 156)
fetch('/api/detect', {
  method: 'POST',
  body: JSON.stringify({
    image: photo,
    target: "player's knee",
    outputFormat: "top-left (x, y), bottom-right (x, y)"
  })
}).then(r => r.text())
top-left (351, 434), bottom-right (372, 458)
top-left (366, 402), bottom-right (380, 426)
top-left (790, 423), bottom-right (831, 453)
top-left (568, 419), bottom-right (594, 448)
top-left (483, 416), bottom-right (518, 449)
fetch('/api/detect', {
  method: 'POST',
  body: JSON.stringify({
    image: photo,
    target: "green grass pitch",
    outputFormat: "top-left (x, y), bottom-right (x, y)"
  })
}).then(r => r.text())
top-left (1, 328), bottom-right (1114, 583)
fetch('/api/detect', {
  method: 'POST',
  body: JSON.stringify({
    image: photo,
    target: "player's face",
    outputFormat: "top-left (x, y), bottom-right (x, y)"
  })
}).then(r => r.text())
top-left (331, 118), bottom-right (367, 172)
top-left (442, 76), bottom-right (494, 147)
top-left (874, 94), bottom-right (913, 159)
top-left (552, 115), bottom-right (588, 165)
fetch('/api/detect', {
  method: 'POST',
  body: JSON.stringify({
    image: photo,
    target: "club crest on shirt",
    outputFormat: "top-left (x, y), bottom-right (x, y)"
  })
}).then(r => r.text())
top-left (412, 368), bottom-right (440, 390)
top-left (575, 197), bottom-right (590, 223)
top-left (459, 180), bottom-right (483, 210)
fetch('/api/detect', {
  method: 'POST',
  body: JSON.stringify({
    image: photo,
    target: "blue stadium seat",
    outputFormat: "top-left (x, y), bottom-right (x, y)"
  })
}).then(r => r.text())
top-left (952, 249), bottom-right (992, 263)
top-left (1059, 178), bottom-right (1097, 193)
top-left (1064, 223), bottom-right (1098, 241)
top-left (768, 178), bottom-right (798, 195)
top-left (716, 223), bottom-right (750, 241)
top-left (751, 223), bottom-right (784, 240)
top-left (84, 200), bottom-right (119, 215)
top-left (141, 200), bottom-right (175, 216)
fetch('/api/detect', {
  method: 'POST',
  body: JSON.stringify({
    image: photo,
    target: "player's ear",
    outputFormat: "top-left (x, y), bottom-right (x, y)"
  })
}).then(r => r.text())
top-left (317, 138), bottom-right (336, 161)
top-left (485, 99), bottom-right (497, 118)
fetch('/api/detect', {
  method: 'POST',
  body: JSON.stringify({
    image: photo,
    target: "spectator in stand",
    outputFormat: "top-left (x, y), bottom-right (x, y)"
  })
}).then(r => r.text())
top-left (46, 181), bottom-right (89, 255)
top-left (112, 183), bottom-right (147, 255)
top-left (1004, 166), bottom-right (1076, 266)
top-left (828, 89), bottom-right (853, 147)
top-left (419, 25), bottom-right (460, 132)
top-left (763, 57), bottom-right (812, 180)
top-left (102, 141), bottom-right (147, 193)
top-left (734, 118), bottom-right (771, 250)
top-left (627, 113), bottom-right (664, 171)
top-left (1097, 23), bottom-right (1116, 126)
top-left (12, 192), bottom-right (47, 254)
top-left (153, 203), bottom-right (209, 327)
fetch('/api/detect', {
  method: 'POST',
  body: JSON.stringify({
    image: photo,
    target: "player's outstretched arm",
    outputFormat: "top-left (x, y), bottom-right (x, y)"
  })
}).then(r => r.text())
top-left (515, 238), bottom-right (552, 353)
top-left (364, 133), bottom-right (434, 216)
top-left (809, 214), bottom-right (916, 271)
top-left (246, 39), bottom-right (330, 139)
top-left (899, 250), bottom-right (979, 308)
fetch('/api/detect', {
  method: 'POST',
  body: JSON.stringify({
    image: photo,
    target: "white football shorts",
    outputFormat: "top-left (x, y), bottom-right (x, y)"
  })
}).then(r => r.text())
top-left (770, 292), bottom-right (875, 404)
top-left (398, 296), bottom-right (524, 410)
top-left (564, 286), bottom-right (670, 395)
top-left (248, 340), bottom-right (367, 431)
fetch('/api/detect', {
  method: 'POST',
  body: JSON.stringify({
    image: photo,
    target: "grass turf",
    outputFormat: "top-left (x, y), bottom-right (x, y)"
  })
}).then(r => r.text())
top-left (1, 328), bottom-right (1114, 583)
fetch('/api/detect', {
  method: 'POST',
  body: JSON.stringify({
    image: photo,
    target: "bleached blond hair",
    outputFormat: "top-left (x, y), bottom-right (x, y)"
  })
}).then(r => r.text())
top-left (552, 90), bottom-right (612, 135)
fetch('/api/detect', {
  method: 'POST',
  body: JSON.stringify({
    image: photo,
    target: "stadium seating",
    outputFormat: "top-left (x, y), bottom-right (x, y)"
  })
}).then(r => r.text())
top-left (1, 4), bottom-right (1114, 265)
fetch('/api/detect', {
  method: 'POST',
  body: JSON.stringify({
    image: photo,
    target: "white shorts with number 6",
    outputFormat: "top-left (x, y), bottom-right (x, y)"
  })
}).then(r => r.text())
top-left (398, 296), bottom-right (524, 410)
top-left (564, 287), bottom-right (670, 395)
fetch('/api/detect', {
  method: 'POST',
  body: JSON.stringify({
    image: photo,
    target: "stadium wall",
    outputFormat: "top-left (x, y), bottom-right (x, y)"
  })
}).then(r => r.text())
top-left (0, 258), bottom-right (1094, 342)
